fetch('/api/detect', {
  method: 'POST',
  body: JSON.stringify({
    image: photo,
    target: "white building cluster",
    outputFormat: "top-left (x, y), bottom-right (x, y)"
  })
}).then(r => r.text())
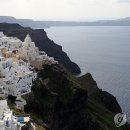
top-left (0, 57), bottom-right (37, 97)
top-left (0, 32), bottom-right (58, 109)
top-left (0, 32), bottom-right (57, 130)
top-left (0, 100), bottom-right (35, 130)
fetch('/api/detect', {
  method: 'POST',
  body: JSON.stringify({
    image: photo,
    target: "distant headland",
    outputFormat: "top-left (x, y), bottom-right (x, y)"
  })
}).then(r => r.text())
top-left (1, 16), bottom-right (130, 28)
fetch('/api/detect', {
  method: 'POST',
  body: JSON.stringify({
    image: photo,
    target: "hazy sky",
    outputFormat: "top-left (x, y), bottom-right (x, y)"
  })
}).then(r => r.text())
top-left (0, 0), bottom-right (130, 21)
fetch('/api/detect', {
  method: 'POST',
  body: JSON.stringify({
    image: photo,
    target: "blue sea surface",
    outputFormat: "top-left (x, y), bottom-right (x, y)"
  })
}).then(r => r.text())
top-left (45, 26), bottom-right (130, 118)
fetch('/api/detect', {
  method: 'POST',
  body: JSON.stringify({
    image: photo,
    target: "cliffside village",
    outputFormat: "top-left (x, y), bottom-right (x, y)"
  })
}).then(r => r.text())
top-left (0, 32), bottom-right (58, 130)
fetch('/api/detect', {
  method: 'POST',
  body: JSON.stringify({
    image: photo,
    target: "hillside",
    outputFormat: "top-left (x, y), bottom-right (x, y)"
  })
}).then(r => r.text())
top-left (0, 23), bottom-right (81, 74)
top-left (23, 64), bottom-right (130, 130)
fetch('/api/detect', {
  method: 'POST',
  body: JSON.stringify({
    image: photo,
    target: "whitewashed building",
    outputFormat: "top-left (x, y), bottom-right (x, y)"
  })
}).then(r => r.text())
top-left (19, 34), bottom-right (58, 69)
top-left (0, 56), bottom-right (37, 97)
top-left (0, 35), bottom-right (22, 52)
top-left (0, 32), bottom-right (58, 110)
top-left (0, 100), bottom-right (35, 130)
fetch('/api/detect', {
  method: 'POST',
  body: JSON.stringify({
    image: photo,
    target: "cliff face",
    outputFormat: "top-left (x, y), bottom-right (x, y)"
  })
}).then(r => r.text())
top-left (0, 23), bottom-right (81, 74)
top-left (24, 64), bottom-right (98, 130)
top-left (78, 73), bottom-right (122, 113)
top-left (24, 64), bottom-right (129, 130)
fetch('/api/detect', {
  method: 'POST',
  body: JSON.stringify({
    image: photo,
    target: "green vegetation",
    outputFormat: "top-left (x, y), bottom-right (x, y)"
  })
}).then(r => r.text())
top-left (88, 98), bottom-right (119, 129)
top-left (8, 101), bottom-right (24, 115)
top-left (87, 98), bottom-right (130, 130)
top-left (24, 64), bottom-right (130, 130)
top-left (35, 124), bottom-right (46, 130)
top-left (25, 64), bottom-right (79, 123)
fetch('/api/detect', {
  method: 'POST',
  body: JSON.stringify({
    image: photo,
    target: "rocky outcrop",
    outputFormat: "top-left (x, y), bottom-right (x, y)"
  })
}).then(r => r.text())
top-left (23, 64), bottom-right (129, 130)
top-left (78, 73), bottom-right (122, 113)
top-left (0, 23), bottom-right (81, 74)
top-left (78, 73), bottom-right (98, 96)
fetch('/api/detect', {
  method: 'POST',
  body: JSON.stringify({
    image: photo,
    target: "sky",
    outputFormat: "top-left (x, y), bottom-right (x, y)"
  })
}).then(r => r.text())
top-left (0, 0), bottom-right (130, 21)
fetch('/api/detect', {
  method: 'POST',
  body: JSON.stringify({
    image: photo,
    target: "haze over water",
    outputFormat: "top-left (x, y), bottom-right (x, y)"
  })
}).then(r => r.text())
top-left (45, 26), bottom-right (130, 118)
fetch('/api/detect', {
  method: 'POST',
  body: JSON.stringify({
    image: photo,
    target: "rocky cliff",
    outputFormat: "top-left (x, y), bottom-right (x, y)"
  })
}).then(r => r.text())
top-left (23, 64), bottom-right (129, 130)
top-left (78, 73), bottom-right (122, 113)
top-left (0, 23), bottom-right (81, 74)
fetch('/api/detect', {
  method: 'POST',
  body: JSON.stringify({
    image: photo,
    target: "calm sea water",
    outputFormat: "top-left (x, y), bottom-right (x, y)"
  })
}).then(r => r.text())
top-left (45, 26), bottom-right (130, 117)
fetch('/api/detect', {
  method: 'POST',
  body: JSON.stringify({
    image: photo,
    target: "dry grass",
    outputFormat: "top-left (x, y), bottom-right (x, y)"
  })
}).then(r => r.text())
top-left (35, 123), bottom-right (46, 130)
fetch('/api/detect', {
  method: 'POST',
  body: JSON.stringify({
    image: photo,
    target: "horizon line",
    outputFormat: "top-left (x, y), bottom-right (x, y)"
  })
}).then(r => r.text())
top-left (0, 15), bottom-right (130, 22)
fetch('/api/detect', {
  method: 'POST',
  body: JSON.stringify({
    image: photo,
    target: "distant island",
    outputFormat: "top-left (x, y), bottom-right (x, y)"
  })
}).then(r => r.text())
top-left (1, 16), bottom-right (130, 28)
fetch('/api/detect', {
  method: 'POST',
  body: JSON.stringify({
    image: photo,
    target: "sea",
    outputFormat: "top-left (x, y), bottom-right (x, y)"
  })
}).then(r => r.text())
top-left (45, 26), bottom-right (130, 119)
